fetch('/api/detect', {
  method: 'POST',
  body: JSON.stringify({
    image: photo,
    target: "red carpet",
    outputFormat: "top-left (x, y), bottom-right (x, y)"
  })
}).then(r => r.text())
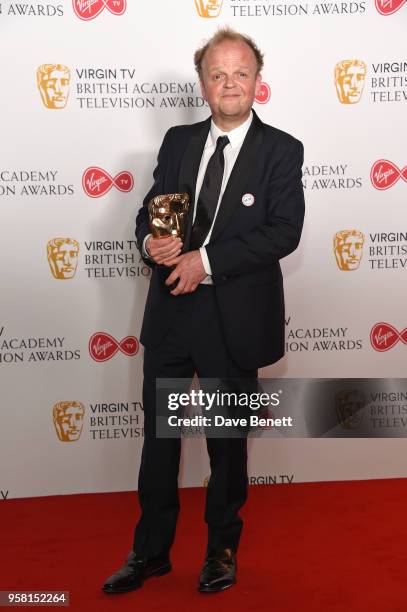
top-left (1, 479), bottom-right (407, 611)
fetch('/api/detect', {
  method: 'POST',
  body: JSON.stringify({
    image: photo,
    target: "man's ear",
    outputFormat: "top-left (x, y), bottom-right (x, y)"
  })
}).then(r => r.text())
top-left (254, 73), bottom-right (262, 96)
top-left (200, 79), bottom-right (207, 101)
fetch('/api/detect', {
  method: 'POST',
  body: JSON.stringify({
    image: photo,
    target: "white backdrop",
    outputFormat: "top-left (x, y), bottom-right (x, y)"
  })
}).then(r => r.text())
top-left (0, 0), bottom-right (406, 500)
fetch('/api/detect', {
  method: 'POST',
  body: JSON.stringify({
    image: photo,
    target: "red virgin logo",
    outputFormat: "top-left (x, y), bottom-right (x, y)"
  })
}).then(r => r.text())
top-left (375, 0), bottom-right (406, 15)
top-left (89, 332), bottom-right (139, 361)
top-left (82, 167), bottom-right (134, 198)
top-left (73, 0), bottom-right (126, 20)
top-left (370, 323), bottom-right (407, 352)
top-left (370, 160), bottom-right (407, 190)
top-left (255, 82), bottom-right (271, 104)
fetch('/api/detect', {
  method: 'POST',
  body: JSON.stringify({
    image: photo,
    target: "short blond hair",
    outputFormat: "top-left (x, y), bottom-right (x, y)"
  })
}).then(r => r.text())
top-left (194, 27), bottom-right (264, 78)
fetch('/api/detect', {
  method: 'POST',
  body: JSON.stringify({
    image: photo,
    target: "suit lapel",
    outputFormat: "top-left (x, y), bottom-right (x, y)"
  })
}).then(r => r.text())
top-left (210, 111), bottom-right (264, 243)
top-left (178, 117), bottom-right (211, 249)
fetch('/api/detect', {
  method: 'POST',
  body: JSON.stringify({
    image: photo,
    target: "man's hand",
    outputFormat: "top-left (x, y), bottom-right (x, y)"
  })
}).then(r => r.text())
top-left (146, 235), bottom-right (182, 265)
top-left (164, 251), bottom-right (208, 295)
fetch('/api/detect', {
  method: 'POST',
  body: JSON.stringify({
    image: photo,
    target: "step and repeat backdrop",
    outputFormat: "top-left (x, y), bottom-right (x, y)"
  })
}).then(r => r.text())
top-left (0, 0), bottom-right (406, 500)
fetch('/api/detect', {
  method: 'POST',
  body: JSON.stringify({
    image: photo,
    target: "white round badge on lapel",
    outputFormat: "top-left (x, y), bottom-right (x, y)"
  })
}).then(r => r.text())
top-left (242, 193), bottom-right (255, 207)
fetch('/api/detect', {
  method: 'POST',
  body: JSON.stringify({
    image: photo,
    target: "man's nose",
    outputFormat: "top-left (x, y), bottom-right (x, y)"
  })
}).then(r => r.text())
top-left (223, 75), bottom-right (237, 88)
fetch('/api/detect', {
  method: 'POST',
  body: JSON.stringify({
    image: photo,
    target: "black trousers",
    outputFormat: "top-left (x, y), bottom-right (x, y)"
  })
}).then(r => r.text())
top-left (133, 284), bottom-right (257, 558)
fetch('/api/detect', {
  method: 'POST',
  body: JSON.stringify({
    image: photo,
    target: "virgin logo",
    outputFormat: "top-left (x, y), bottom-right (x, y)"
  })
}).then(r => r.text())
top-left (82, 167), bottom-right (134, 197)
top-left (255, 82), bottom-right (271, 104)
top-left (375, 0), bottom-right (406, 15)
top-left (89, 332), bottom-right (139, 362)
top-left (370, 323), bottom-right (407, 352)
top-left (370, 160), bottom-right (407, 190)
top-left (73, 0), bottom-right (126, 20)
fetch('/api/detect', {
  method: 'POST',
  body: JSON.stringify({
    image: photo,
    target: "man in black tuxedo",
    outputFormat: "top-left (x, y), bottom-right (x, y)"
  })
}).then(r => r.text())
top-left (103, 27), bottom-right (304, 595)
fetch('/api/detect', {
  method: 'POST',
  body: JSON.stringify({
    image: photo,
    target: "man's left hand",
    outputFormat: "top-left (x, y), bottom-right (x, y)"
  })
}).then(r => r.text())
top-left (164, 251), bottom-right (207, 295)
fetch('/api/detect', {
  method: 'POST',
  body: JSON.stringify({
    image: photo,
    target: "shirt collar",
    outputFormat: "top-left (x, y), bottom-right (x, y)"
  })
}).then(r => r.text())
top-left (208, 110), bottom-right (253, 150)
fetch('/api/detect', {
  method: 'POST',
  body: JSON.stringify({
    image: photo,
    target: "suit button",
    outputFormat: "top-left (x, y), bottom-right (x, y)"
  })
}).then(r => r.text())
top-left (221, 275), bottom-right (227, 281)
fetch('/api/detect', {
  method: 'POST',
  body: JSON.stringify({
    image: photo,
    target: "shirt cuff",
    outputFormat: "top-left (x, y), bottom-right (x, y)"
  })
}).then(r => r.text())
top-left (199, 247), bottom-right (212, 276)
top-left (142, 234), bottom-right (153, 259)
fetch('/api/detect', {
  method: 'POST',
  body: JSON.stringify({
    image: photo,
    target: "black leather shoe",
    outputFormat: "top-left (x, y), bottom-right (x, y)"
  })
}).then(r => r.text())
top-left (102, 551), bottom-right (171, 594)
top-left (198, 548), bottom-right (237, 593)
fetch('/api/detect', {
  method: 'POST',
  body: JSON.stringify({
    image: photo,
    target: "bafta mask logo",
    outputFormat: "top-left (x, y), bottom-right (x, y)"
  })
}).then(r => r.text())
top-left (203, 475), bottom-right (210, 487)
top-left (255, 82), bottom-right (271, 105)
top-left (73, 0), bottom-right (127, 20)
top-left (335, 390), bottom-right (365, 430)
top-left (334, 60), bottom-right (367, 104)
top-left (47, 238), bottom-right (79, 280)
top-left (194, 0), bottom-right (223, 18)
top-left (37, 64), bottom-right (70, 109)
top-left (375, 0), bottom-right (406, 15)
top-left (333, 230), bottom-right (364, 271)
top-left (53, 401), bottom-right (85, 442)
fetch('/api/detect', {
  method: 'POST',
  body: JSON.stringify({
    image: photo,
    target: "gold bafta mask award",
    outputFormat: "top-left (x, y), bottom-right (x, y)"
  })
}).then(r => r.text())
top-left (148, 193), bottom-right (189, 240)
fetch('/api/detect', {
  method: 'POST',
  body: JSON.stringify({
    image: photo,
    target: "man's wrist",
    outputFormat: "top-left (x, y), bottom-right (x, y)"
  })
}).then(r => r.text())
top-left (143, 234), bottom-right (153, 259)
top-left (199, 247), bottom-right (212, 276)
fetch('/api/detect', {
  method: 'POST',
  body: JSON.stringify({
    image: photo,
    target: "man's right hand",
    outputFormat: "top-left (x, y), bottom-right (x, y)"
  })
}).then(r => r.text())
top-left (146, 236), bottom-right (183, 265)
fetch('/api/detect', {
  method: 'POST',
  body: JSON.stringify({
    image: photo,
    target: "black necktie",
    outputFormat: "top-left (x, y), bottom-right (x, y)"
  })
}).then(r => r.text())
top-left (190, 135), bottom-right (230, 250)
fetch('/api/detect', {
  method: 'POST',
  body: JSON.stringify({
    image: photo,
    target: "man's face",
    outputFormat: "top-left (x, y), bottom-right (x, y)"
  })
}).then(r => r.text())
top-left (55, 405), bottom-right (84, 441)
top-left (40, 69), bottom-right (70, 108)
top-left (336, 63), bottom-right (366, 104)
top-left (195, 0), bottom-right (223, 18)
top-left (200, 39), bottom-right (261, 129)
top-left (336, 234), bottom-right (364, 270)
top-left (48, 241), bottom-right (79, 279)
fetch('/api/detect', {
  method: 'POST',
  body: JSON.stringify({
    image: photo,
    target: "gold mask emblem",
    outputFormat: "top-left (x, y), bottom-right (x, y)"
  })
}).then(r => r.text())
top-left (148, 193), bottom-right (189, 240)
top-left (53, 401), bottom-right (85, 442)
top-left (47, 238), bottom-right (79, 280)
top-left (334, 60), bottom-right (367, 104)
top-left (333, 230), bottom-right (364, 271)
top-left (194, 0), bottom-right (223, 18)
top-left (37, 64), bottom-right (70, 109)
top-left (335, 391), bottom-right (365, 430)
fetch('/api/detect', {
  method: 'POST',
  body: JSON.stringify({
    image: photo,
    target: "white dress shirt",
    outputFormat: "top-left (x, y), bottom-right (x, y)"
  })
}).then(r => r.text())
top-left (143, 111), bottom-right (253, 284)
top-left (196, 111), bottom-right (253, 283)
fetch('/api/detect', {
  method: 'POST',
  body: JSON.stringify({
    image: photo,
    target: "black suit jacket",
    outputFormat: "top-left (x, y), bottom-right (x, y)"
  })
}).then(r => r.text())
top-left (135, 110), bottom-right (305, 370)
